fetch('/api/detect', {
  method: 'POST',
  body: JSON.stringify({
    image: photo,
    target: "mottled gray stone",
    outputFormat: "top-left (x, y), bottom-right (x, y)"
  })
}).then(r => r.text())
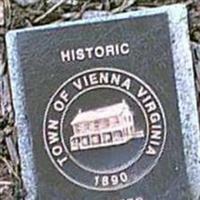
top-left (6, 34), bottom-right (37, 200)
top-left (6, 4), bottom-right (200, 200)
top-left (82, 10), bottom-right (111, 19)
top-left (15, 0), bottom-right (78, 7)
top-left (166, 7), bottom-right (200, 200)
top-left (49, 0), bottom-right (78, 5)
top-left (14, 0), bottom-right (40, 6)
top-left (0, 1), bottom-right (4, 26)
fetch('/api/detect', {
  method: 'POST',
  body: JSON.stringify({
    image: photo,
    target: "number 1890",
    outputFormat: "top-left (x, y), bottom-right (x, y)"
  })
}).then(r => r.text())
top-left (94, 172), bottom-right (128, 187)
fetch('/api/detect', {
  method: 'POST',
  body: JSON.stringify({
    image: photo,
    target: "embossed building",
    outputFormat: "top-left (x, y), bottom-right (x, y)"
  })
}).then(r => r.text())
top-left (70, 100), bottom-right (144, 151)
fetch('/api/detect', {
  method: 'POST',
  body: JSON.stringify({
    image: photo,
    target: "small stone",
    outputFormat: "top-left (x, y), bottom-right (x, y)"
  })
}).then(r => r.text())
top-left (14, 0), bottom-right (40, 7)
top-left (82, 10), bottom-right (111, 19)
top-left (49, 0), bottom-right (78, 6)
top-left (62, 12), bottom-right (77, 20)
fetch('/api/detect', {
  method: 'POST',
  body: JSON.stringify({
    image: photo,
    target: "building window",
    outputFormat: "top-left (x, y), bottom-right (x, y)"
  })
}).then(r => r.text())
top-left (84, 122), bottom-right (90, 132)
top-left (110, 116), bottom-right (119, 126)
top-left (103, 132), bottom-right (112, 143)
top-left (128, 115), bottom-right (132, 122)
top-left (71, 138), bottom-right (79, 151)
top-left (81, 136), bottom-right (90, 146)
top-left (126, 128), bottom-right (129, 136)
top-left (105, 119), bottom-right (110, 128)
top-left (113, 131), bottom-right (122, 141)
top-left (75, 124), bottom-right (81, 134)
top-left (91, 134), bottom-right (101, 145)
top-left (94, 120), bottom-right (99, 130)
top-left (71, 138), bottom-right (78, 145)
top-left (130, 126), bottom-right (134, 133)
top-left (99, 119), bottom-right (110, 129)
top-left (89, 122), bottom-right (95, 131)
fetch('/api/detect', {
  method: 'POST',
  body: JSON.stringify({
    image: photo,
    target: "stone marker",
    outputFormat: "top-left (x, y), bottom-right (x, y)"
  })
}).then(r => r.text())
top-left (6, 4), bottom-right (200, 200)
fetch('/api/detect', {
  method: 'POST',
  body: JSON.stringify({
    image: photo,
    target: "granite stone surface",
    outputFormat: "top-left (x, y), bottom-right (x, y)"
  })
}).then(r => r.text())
top-left (6, 4), bottom-right (200, 200)
top-left (14, 0), bottom-right (40, 7)
top-left (0, 1), bottom-right (4, 27)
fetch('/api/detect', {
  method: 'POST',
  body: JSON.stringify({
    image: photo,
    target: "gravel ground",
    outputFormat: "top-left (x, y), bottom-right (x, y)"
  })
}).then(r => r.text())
top-left (0, 0), bottom-right (199, 199)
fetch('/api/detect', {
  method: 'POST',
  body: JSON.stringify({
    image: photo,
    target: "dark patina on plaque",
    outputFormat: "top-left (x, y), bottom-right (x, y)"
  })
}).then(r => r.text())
top-left (6, 4), bottom-right (200, 200)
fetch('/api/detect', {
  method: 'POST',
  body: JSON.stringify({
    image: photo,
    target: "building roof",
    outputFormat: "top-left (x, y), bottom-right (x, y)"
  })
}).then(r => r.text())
top-left (71, 100), bottom-right (130, 125)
